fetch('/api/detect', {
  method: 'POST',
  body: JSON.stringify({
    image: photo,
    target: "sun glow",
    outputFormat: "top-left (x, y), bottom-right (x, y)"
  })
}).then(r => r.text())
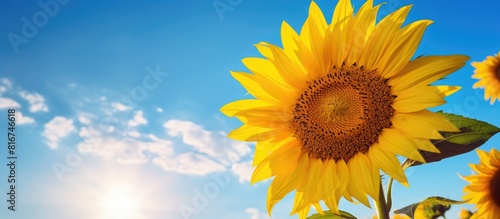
top-left (101, 186), bottom-right (139, 219)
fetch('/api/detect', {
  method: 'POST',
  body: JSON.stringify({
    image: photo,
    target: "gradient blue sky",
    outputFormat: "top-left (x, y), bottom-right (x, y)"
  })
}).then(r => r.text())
top-left (1, 0), bottom-right (500, 218)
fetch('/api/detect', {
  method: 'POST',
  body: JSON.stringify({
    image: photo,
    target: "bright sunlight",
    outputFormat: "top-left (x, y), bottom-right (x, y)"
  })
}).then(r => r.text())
top-left (101, 186), bottom-right (139, 219)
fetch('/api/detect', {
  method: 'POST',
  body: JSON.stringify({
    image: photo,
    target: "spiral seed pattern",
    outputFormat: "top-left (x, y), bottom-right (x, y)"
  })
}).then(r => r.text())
top-left (291, 64), bottom-right (395, 161)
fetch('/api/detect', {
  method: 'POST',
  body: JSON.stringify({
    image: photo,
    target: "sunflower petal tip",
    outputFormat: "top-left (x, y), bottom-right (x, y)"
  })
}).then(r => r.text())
top-left (253, 42), bottom-right (269, 48)
top-left (457, 172), bottom-right (467, 180)
top-left (401, 180), bottom-right (410, 188)
top-left (266, 201), bottom-right (275, 216)
top-left (309, 0), bottom-right (319, 7)
top-left (220, 104), bottom-right (234, 116)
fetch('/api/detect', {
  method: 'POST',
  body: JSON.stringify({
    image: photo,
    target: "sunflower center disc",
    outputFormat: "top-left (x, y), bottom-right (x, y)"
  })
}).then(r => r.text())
top-left (490, 169), bottom-right (500, 207)
top-left (291, 64), bottom-right (395, 162)
top-left (496, 65), bottom-right (500, 81)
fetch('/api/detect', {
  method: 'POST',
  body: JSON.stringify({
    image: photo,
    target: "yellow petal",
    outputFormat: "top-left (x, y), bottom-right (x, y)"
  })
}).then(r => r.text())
top-left (281, 21), bottom-right (300, 55)
top-left (267, 154), bottom-right (309, 213)
top-left (312, 202), bottom-right (324, 215)
top-left (239, 114), bottom-right (290, 129)
top-left (301, 1), bottom-right (327, 48)
top-left (361, 5), bottom-right (412, 71)
top-left (220, 99), bottom-right (273, 117)
top-left (296, 158), bottom-right (324, 204)
top-left (378, 20), bottom-right (433, 78)
top-left (329, 16), bottom-right (351, 66)
top-left (242, 57), bottom-right (291, 89)
top-left (297, 204), bottom-right (311, 219)
top-left (336, 159), bottom-right (352, 202)
top-left (233, 104), bottom-right (292, 120)
top-left (346, 0), bottom-right (381, 64)
top-left (368, 144), bottom-right (408, 186)
top-left (267, 44), bottom-right (308, 89)
top-left (391, 112), bottom-right (445, 139)
top-left (292, 191), bottom-right (310, 215)
top-left (254, 42), bottom-right (274, 59)
top-left (329, 0), bottom-right (354, 66)
top-left (324, 196), bottom-right (340, 215)
top-left (400, 110), bottom-right (459, 132)
top-left (300, 1), bottom-right (329, 76)
top-left (346, 155), bottom-right (371, 207)
top-left (268, 141), bottom-right (302, 176)
top-left (251, 160), bottom-right (272, 184)
top-left (322, 159), bottom-right (340, 197)
top-left (357, 153), bottom-right (380, 200)
top-left (266, 172), bottom-right (297, 212)
top-left (322, 160), bottom-right (340, 214)
top-left (410, 138), bottom-right (440, 154)
top-left (230, 71), bottom-right (281, 104)
top-left (252, 140), bottom-right (301, 184)
top-left (378, 128), bottom-right (426, 163)
top-left (253, 136), bottom-right (295, 166)
top-left (332, 0), bottom-right (353, 29)
top-left (266, 159), bottom-right (305, 215)
top-left (392, 86), bottom-right (445, 113)
top-left (435, 85), bottom-right (462, 97)
top-left (389, 55), bottom-right (469, 93)
top-left (228, 124), bottom-right (277, 141)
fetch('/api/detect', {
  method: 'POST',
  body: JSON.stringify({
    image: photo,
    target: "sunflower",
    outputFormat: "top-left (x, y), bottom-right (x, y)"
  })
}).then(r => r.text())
top-left (412, 202), bottom-right (450, 219)
top-left (392, 215), bottom-right (410, 219)
top-left (462, 148), bottom-right (500, 218)
top-left (458, 208), bottom-right (473, 219)
top-left (472, 51), bottom-right (500, 104)
top-left (221, 0), bottom-right (468, 217)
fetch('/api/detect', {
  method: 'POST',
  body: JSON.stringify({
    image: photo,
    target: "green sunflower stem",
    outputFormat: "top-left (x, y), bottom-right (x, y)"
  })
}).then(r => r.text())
top-left (386, 177), bottom-right (394, 211)
top-left (375, 179), bottom-right (390, 219)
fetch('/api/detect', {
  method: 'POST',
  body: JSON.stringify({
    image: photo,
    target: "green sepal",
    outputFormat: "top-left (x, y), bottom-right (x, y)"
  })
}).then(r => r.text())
top-left (306, 210), bottom-right (357, 219)
top-left (404, 112), bottom-right (500, 167)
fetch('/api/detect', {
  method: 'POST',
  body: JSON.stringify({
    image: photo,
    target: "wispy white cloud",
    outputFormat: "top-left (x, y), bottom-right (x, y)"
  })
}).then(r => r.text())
top-left (245, 208), bottom-right (272, 219)
top-left (128, 110), bottom-right (147, 127)
top-left (0, 98), bottom-right (20, 109)
top-left (78, 115), bottom-right (91, 125)
top-left (231, 160), bottom-right (254, 183)
top-left (125, 130), bottom-right (141, 138)
top-left (1, 78), bottom-right (12, 88)
top-left (17, 111), bottom-right (35, 125)
top-left (0, 86), bottom-right (7, 95)
top-left (0, 78), bottom-right (14, 96)
top-left (164, 120), bottom-right (251, 165)
top-left (0, 79), bottom-right (41, 125)
top-left (43, 116), bottom-right (75, 149)
top-left (40, 91), bottom-right (250, 176)
top-left (77, 130), bottom-right (172, 164)
top-left (153, 152), bottom-right (226, 175)
top-left (111, 102), bottom-right (131, 111)
top-left (18, 91), bottom-right (49, 112)
top-left (77, 124), bottom-right (227, 175)
top-left (156, 107), bottom-right (163, 113)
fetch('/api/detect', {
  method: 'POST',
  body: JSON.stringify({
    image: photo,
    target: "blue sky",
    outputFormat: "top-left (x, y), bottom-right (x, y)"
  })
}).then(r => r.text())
top-left (1, 0), bottom-right (499, 218)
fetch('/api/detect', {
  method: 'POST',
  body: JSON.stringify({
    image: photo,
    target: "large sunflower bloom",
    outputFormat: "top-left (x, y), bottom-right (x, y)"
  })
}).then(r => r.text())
top-left (472, 51), bottom-right (500, 104)
top-left (462, 149), bottom-right (500, 218)
top-left (221, 0), bottom-right (468, 217)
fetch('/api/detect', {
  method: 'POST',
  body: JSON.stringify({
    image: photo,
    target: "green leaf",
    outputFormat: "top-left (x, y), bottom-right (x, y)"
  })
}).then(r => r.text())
top-left (404, 112), bottom-right (500, 167)
top-left (394, 196), bottom-right (468, 219)
top-left (307, 210), bottom-right (357, 219)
